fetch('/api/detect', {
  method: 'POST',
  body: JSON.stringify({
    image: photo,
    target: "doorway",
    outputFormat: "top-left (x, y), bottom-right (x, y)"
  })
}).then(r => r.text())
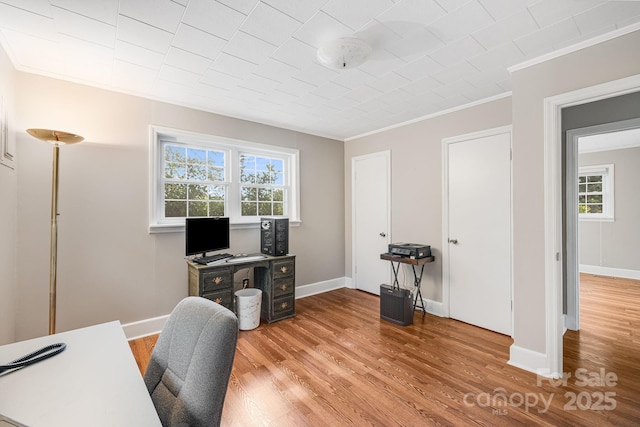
top-left (352, 151), bottom-right (391, 295)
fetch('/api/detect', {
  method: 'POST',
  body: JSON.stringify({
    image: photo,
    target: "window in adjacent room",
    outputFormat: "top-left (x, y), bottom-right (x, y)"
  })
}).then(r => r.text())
top-left (150, 126), bottom-right (299, 233)
top-left (578, 164), bottom-right (614, 221)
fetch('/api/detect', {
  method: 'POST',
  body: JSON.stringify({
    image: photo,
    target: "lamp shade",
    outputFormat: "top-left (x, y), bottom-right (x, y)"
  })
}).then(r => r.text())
top-left (27, 128), bottom-right (84, 144)
top-left (317, 37), bottom-right (371, 70)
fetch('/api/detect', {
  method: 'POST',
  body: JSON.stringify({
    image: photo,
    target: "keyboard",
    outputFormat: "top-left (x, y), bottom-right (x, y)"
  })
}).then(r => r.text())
top-left (225, 254), bottom-right (267, 263)
top-left (194, 253), bottom-right (233, 265)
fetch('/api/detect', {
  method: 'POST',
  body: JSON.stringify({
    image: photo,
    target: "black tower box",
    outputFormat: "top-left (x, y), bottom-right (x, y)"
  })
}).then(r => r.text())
top-left (260, 217), bottom-right (289, 256)
top-left (380, 284), bottom-right (413, 326)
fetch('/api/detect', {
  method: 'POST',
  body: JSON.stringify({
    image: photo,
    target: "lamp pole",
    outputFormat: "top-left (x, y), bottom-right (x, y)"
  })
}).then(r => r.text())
top-left (27, 129), bottom-right (83, 335)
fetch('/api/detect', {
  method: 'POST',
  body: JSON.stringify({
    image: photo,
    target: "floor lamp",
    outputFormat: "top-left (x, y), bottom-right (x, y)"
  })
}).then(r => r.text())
top-left (26, 128), bottom-right (84, 335)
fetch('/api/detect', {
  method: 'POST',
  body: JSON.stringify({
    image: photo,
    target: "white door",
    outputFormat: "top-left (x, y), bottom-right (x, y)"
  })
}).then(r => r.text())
top-left (445, 129), bottom-right (512, 335)
top-left (353, 151), bottom-right (390, 295)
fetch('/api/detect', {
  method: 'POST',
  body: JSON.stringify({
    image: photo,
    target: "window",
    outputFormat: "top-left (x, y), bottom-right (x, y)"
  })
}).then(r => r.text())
top-left (578, 164), bottom-right (614, 221)
top-left (150, 126), bottom-right (299, 233)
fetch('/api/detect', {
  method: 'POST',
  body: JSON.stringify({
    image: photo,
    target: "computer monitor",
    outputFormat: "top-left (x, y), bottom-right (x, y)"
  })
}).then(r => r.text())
top-left (185, 217), bottom-right (230, 258)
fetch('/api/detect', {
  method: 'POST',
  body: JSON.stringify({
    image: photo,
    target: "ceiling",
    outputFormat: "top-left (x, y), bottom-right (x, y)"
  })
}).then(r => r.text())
top-left (0, 0), bottom-right (639, 141)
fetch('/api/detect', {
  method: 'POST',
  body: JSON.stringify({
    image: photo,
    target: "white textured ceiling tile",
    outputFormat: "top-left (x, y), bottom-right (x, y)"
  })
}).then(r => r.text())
top-left (326, 95), bottom-right (362, 110)
top-left (51, 6), bottom-right (116, 47)
top-left (112, 59), bottom-right (157, 92)
top-left (58, 33), bottom-right (113, 65)
top-left (429, 0), bottom-right (495, 43)
top-left (158, 64), bottom-right (201, 87)
top-left (164, 47), bottom-right (212, 74)
top-left (468, 42), bottom-right (524, 70)
top-left (330, 68), bottom-right (376, 89)
top-left (172, 24), bottom-right (226, 60)
top-left (262, 0), bottom-right (330, 22)
top-left (400, 75), bottom-right (439, 95)
top-left (254, 59), bottom-right (299, 82)
top-left (239, 74), bottom-right (279, 93)
top-left (210, 53), bottom-right (258, 78)
top-left (354, 97), bottom-right (387, 113)
top-left (275, 77), bottom-right (316, 97)
top-left (50, 0), bottom-right (118, 25)
top-left (310, 81), bottom-right (351, 99)
top-left (173, 0), bottom-right (188, 6)
top-left (376, 0), bottom-right (446, 34)
top-left (0, 3), bottom-right (57, 39)
top-left (117, 15), bottom-right (172, 53)
top-left (478, 0), bottom-right (529, 21)
top-left (182, 0), bottom-right (246, 41)
top-left (431, 61), bottom-right (479, 84)
top-left (434, 0), bottom-right (474, 12)
top-left (293, 62), bottom-right (339, 86)
top-left (429, 36), bottom-right (485, 67)
top-left (241, 2), bottom-right (302, 46)
top-left (394, 55), bottom-right (444, 80)
top-left (216, 0), bottom-right (259, 15)
top-left (514, 17), bottom-right (581, 57)
top-left (201, 68), bottom-right (243, 89)
top-left (464, 66), bottom-right (511, 87)
top-left (294, 93), bottom-right (329, 108)
top-left (367, 72), bottom-right (411, 93)
top-left (293, 11), bottom-right (353, 48)
top-left (223, 31), bottom-right (278, 65)
top-left (345, 84), bottom-right (383, 102)
top-left (1, 29), bottom-right (61, 71)
top-left (527, 0), bottom-right (603, 28)
top-left (473, 10), bottom-right (539, 50)
top-left (460, 82), bottom-right (504, 101)
top-left (321, 0), bottom-right (395, 31)
top-left (115, 39), bottom-right (164, 70)
top-left (381, 26), bottom-right (443, 62)
top-left (357, 50), bottom-right (406, 77)
top-left (1, 0), bottom-right (53, 17)
top-left (573, 2), bottom-right (640, 36)
top-left (119, 0), bottom-right (185, 32)
top-left (271, 38), bottom-right (317, 69)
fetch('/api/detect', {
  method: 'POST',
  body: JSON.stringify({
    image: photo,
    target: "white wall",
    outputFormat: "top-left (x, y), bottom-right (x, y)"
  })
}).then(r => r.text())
top-left (0, 42), bottom-right (17, 344)
top-left (511, 30), bottom-right (640, 357)
top-left (14, 72), bottom-right (345, 340)
top-left (344, 96), bottom-right (512, 302)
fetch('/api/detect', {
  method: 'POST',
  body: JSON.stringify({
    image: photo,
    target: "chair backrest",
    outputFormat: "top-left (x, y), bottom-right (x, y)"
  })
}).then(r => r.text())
top-left (144, 297), bottom-right (238, 427)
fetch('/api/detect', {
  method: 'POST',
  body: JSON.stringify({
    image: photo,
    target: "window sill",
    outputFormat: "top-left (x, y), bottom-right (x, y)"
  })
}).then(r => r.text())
top-left (578, 216), bottom-right (614, 222)
top-left (149, 219), bottom-right (301, 234)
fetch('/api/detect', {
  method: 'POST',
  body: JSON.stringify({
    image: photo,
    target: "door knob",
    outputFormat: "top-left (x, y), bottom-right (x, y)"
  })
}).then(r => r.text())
top-left (380, 232), bottom-right (386, 237)
top-left (448, 238), bottom-right (458, 244)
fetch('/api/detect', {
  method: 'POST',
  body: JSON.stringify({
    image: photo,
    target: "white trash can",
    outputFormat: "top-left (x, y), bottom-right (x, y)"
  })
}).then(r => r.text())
top-left (235, 288), bottom-right (262, 330)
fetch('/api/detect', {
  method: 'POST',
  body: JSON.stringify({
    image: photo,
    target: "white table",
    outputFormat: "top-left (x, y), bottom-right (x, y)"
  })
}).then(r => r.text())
top-left (0, 321), bottom-right (162, 427)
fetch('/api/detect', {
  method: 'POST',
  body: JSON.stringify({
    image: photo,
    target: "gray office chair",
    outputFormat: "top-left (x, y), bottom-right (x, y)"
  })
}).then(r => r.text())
top-left (144, 297), bottom-right (238, 427)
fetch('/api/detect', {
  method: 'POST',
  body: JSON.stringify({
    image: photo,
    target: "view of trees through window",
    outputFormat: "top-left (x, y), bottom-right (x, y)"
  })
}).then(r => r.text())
top-left (240, 154), bottom-right (285, 216)
top-left (578, 174), bottom-right (603, 214)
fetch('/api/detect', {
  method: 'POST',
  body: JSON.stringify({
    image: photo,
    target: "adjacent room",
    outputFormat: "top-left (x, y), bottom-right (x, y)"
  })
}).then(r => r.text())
top-left (1, 1), bottom-right (639, 426)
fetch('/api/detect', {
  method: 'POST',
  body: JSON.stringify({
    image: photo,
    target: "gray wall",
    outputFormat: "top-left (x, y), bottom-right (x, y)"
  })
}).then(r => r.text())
top-left (0, 42), bottom-right (17, 345)
top-left (579, 147), bottom-right (640, 272)
top-left (13, 71), bottom-right (345, 340)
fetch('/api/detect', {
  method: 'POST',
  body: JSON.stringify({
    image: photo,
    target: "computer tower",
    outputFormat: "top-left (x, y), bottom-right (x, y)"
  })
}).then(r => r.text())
top-left (380, 284), bottom-right (413, 326)
top-left (260, 217), bottom-right (289, 256)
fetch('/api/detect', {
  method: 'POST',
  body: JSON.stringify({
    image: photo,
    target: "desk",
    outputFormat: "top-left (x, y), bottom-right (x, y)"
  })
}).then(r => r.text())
top-left (380, 253), bottom-right (435, 313)
top-left (0, 321), bottom-right (161, 427)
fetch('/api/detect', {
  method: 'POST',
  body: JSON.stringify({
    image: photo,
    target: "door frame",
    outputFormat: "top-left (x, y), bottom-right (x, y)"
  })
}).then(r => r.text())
top-left (543, 74), bottom-right (640, 378)
top-left (442, 125), bottom-right (513, 334)
top-left (351, 150), bottom-right (391, 291)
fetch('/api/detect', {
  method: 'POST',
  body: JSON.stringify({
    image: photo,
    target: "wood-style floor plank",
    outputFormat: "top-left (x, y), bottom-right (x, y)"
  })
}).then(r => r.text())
top-left (129, 273), bottom-right (640, 426)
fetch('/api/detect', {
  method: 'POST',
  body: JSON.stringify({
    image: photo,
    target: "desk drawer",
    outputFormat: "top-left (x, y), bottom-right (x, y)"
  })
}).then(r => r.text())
top-left (272, 296), bottom-right (294, 318)
top-left (202, 290), bottom-right (233, 310)
top-left (202, 270), bottom-right (232, 293)
top-left (273, 277), bottom-right (294, 298)
top-left (273, 261), bottom-right (294, 279)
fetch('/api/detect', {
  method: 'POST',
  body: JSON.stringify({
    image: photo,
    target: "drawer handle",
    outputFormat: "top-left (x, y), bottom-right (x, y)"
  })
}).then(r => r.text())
top-left (280, 301), bottom-right (288, 309)
top-left (214, 297), bottom-right (222, 304)
top-left (281, 284), bottom-right (287, 291)
top-left (214, 277), bottom-right (223, 285)
top-left (280, 266), bottom-right (288, 273)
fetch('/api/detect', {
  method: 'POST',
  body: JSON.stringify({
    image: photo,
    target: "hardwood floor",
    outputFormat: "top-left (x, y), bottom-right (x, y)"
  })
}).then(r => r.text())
top-left (130, 274), bottom-right (640, 426)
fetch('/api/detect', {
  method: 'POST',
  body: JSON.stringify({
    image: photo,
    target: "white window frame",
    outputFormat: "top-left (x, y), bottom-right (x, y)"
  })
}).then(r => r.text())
top-left (578, 163), bottom-right (614, 222)
top-left (149, 126), bottom-right (300, 233)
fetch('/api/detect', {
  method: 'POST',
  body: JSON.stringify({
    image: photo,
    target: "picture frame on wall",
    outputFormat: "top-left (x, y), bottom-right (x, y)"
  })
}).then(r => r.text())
top-left (0, 95), bottom-right (15, 169)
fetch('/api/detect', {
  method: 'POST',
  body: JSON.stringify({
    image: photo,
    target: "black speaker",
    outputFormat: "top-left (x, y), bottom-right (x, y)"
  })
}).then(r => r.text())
top-left (380, 284), bottom-right (413, 326)
top-left (260, 217), bottom-right (289, 256)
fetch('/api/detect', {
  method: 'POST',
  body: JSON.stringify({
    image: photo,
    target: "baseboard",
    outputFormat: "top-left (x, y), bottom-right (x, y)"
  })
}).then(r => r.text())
top-left (123, 314), bottom-right (169, 340)
top-left (295, 277), bottom-right (350, 298)
top-left (580, 264), bottom-right (640, 280)
top-left (508, 344), bottom-right (559, 378)
top-left (416, 298), bottom-right (446, 317)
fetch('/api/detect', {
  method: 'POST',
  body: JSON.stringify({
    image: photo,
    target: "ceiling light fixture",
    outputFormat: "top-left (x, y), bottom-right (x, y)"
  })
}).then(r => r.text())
top-left (317, 37), bottom-right (371, 70)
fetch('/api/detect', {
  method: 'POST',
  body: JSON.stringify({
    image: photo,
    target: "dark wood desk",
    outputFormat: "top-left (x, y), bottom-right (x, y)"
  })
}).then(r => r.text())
top-left (380, 253), bottom-right (435, 313)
